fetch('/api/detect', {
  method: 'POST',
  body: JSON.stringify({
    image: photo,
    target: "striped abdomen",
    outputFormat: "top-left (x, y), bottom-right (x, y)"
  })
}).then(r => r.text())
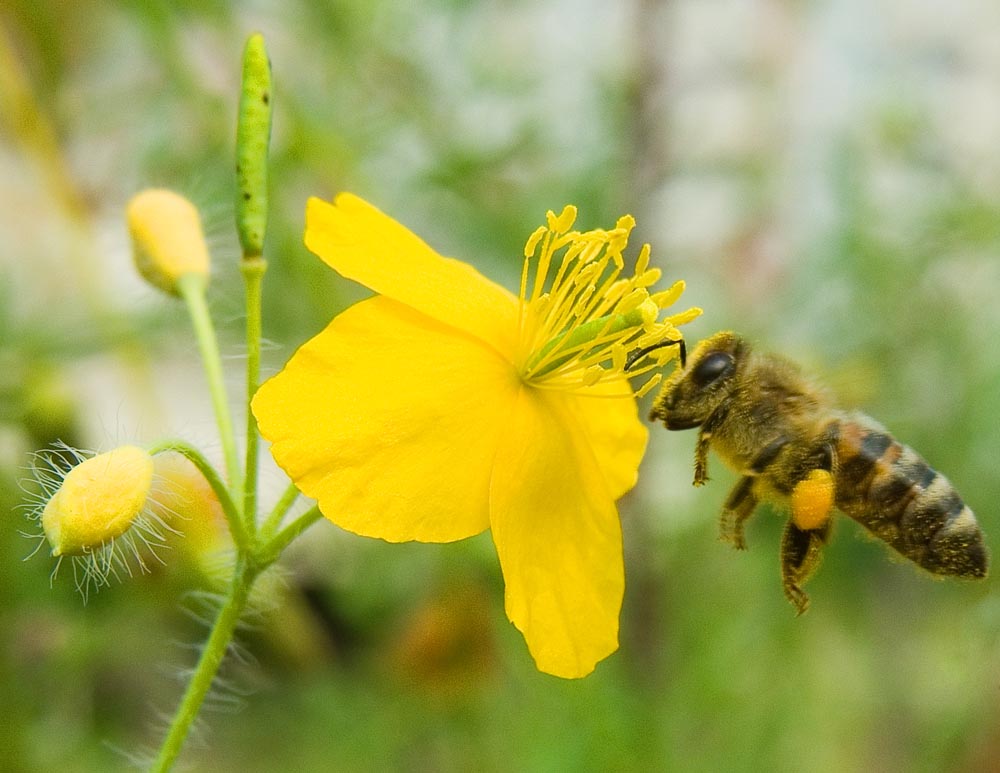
top-left (833, 413), bottom-right (988, 578)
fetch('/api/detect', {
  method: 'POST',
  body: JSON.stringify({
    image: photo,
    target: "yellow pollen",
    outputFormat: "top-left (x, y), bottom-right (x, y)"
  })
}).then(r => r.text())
top-left (791, 469), bottom-right (836, 531)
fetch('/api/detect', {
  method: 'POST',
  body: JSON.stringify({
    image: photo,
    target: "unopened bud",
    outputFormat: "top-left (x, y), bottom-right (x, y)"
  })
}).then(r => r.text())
top-left (127, 189), bottom-right (210, 295)
top-left (42, 446), bottom-right (154, 556)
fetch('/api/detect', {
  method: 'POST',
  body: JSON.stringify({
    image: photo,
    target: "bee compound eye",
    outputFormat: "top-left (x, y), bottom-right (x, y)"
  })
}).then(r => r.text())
top-left (691, 351), bottom-right (734, 387)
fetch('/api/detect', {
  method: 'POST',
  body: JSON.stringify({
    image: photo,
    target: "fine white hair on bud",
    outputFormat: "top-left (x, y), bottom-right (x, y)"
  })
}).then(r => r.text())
top-left (21, 444), bottom-right (182, 601)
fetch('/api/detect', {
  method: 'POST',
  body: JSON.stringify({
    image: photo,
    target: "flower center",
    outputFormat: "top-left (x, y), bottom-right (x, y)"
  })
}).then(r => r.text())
top-left (515, 205), bottom-right (701, 396)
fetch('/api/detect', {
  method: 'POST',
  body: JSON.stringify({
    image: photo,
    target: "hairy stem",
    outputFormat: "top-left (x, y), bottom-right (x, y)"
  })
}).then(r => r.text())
top-left (147, 439), bottom-right (248, 551)
top-left (150, 558), bottom-right (259, 772)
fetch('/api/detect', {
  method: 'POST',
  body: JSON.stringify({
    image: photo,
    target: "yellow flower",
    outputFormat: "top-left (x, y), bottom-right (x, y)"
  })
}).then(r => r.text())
top-left (252, 194), bottom-right (700, 677)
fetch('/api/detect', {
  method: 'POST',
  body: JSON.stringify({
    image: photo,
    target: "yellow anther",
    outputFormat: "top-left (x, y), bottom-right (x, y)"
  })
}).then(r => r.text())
top-left (524, 226), bottom-right (547, 257)
top-left (635, 244), bottom-right (650, 275)
top-left (637, 298), bottom-right (659, 328)
top-left (670, 307), bottom-right (704, 325)
top-left (582, 365), bottom-right (605, 386)
top-left (635, 372), bottom-right (663, 398)
top-left (650, 280), bottom-right (686, 309)
top-left (615, 289), bottom-right (648, 315)
top-left (611, 343), bottom-right (627, 372)
top-left (549, 205), bottom-right (578, 233)
top-left (637, 267), bottom-right (662, 288)
top-left (615, 214), bottom-right (635, 229)
top-left (636, 327), bottom-right (667, 349)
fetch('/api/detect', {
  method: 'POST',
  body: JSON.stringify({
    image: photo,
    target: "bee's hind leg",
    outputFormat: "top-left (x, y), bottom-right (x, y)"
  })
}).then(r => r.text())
top-left (779, 520), bottom-right (832, 615)
top-left (720, 475), bottom-right (758, 550)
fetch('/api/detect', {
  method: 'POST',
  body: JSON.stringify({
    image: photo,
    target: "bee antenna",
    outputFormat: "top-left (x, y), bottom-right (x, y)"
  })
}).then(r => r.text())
top-left (624, 338), bottom-right (686, 372)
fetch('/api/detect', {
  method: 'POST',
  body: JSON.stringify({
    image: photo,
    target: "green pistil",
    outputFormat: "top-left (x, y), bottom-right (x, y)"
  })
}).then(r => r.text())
top-left (528, 307), bottom-right (646, 378)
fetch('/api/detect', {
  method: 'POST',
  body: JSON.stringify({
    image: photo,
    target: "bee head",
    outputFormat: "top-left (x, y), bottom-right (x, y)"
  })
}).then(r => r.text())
top-left (649, 331), bottom-right (744, 430)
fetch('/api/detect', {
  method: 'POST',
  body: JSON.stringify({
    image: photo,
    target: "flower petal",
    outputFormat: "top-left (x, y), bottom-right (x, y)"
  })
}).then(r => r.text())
top-left (305, 193), bottom-right (520, 360)
top-left (489, 386), bottom-right (624, 678)
top-left (253, 296), bottom-right (520, 542)
top-left (570, 380), bottom-right (648, 500)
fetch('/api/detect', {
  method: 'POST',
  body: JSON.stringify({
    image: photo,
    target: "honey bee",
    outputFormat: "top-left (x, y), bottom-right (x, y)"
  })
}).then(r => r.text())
top-left (648, 331), bottom-right (989, 613)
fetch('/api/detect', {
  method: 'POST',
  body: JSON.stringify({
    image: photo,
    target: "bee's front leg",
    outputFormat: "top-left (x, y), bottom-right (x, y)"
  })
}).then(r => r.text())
top-left (693, 428), bottom-right (712, 486)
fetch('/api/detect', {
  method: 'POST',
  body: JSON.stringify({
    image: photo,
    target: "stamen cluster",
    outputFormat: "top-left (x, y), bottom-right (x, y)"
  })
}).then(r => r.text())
top-left (516, 206), bottom-right (700, 396)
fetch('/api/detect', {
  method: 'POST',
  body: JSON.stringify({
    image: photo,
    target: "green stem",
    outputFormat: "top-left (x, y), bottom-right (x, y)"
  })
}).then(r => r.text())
top-left (259, 482), bottom-right (302, 540)
top-left (147, 439), bottom-right (249, 551)
top-left (177, 273), bottom-right (242, 491)
top-left (241, 257), bottom-right (267, 536)
top-left (259, 505), bottom-right (323, 565)
top-left (150, 558), bottom-right (259, 773)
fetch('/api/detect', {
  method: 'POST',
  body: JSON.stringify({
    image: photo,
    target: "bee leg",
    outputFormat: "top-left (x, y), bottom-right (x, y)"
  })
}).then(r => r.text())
top-left (720, 475), bottom-right (757, 550)
top-left (779, 520), bottom-right (832, 615)
top-left (692, 407), bottom-right (729, 487)
top-left (693, 430), bottom-right (712, 486)
top-left (747, 436), bottom-right (789, 475)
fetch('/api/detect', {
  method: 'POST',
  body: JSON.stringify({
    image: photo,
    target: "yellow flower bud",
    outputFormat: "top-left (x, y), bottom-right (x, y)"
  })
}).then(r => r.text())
top-left (150, 453), bottom-right (228, 556)
top-left (42, 445), bottom-right (154, 556)
top-left (127, 189), bottom-right (210, 295)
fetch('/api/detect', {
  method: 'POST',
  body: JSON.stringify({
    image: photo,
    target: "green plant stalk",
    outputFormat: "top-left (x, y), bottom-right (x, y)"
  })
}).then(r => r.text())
top-left (241, 257), bottom-right (267, 535)
top-left (258, 505), bottom-right (323, 565)
top-left (152, 32), bottom-right (305, 770)
top-left (260, 481), bottom-right (303, 540)
top-left (147, 438), bottom-right (248, 551)
top-left (177, 273), bottom-right (242, 492)
top-left (150, 558), bottom-right (260, 773)
top-left (148, 505), bottom-right (322, 768)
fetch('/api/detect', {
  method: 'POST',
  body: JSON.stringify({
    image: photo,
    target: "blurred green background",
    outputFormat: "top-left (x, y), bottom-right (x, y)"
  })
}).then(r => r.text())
top-left (2, 0), bottom-right (1000, 770)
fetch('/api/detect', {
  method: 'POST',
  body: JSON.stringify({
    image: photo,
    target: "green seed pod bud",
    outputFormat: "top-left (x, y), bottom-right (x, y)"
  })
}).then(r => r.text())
top-left (235, 33), bottom-right (273, 259)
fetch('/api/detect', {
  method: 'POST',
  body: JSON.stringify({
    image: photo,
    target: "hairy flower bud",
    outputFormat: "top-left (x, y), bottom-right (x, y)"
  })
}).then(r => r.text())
top-left (42, 445), bottom-right (154, 556)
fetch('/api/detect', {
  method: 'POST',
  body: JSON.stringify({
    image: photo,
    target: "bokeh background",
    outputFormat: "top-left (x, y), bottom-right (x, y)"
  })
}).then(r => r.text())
top-left (3, 0), bottom-right (1000, 770)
